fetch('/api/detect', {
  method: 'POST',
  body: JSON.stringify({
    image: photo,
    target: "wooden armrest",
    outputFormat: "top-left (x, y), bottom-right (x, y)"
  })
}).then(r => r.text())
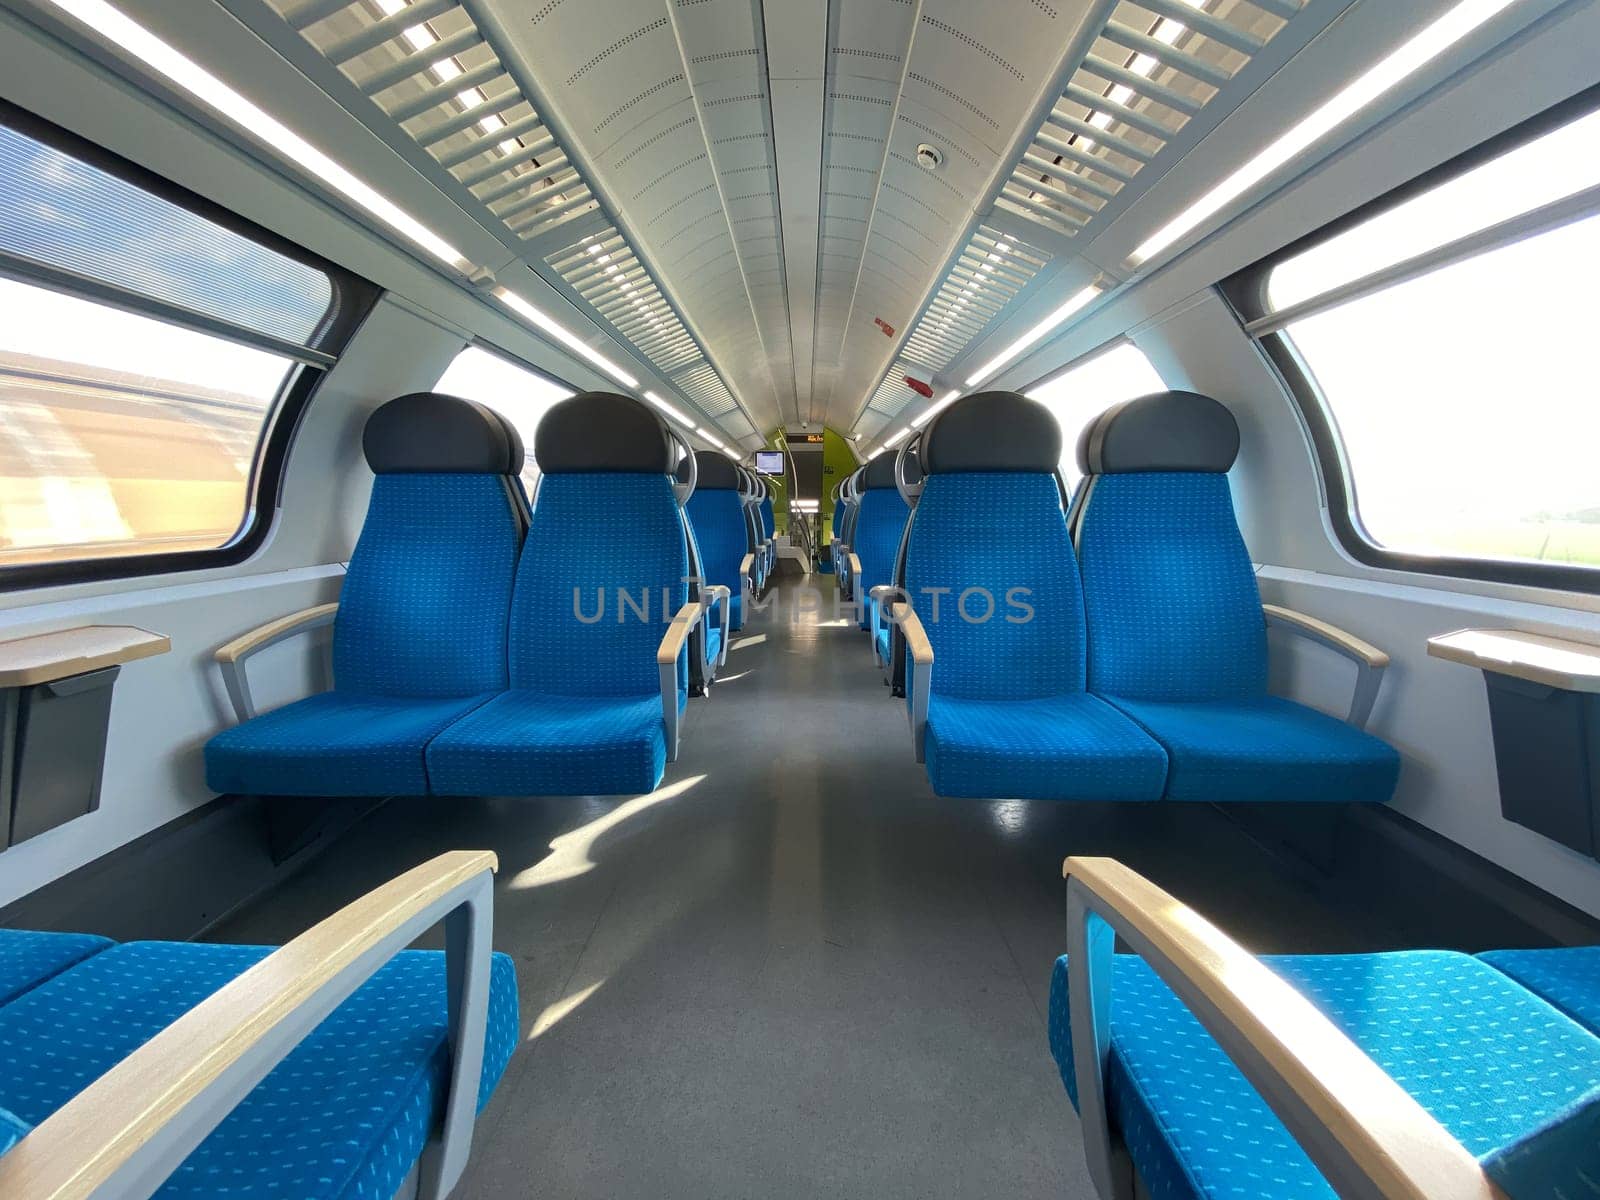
top-left (0, 625), bottom-right (170, 688)
top-left (0, 851), bottom-right (499, 1200)
top-left (847, 553), bottom-right (863, 579)
top-left (704, 584), bottom-right (731, 603)
top-left (1263, 605), bottom-right (1388, 669)
top-left (868, 585), bottom-right (900, 604)
top-left (215, 603), bottom-right (339, 665)
top-left (656, 601), bottom-right (706, 665)
top-left (1062, 857), bottom-right (1500, 1200)
top-left (893, 603), bottom-right (933, 666)
top-left (740, 553), bottom-right (756, 579)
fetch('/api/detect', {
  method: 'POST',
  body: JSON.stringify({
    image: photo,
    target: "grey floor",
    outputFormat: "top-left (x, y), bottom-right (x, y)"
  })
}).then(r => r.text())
top-left (210, 575), bottom-right (1377, 1199)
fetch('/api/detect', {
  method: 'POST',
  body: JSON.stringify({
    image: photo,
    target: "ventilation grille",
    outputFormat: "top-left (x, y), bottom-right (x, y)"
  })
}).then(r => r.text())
top-left (283, 0), bottom-right (600, 243)
top-left (546, 227), bottom-right (699, 375)
top-left (264, 0), bottom-right (752, 442)
top-left (863, 363), bottom-right (922, 421)
top-left (673, 362), bottom-right (740, 419)
top-left (900, 226), bottom-right (1050, 373)
top-left (998, 0), bottom-right (1299, 239)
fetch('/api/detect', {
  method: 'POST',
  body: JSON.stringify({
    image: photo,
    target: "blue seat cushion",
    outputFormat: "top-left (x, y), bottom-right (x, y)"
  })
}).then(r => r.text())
top-left (875, 624), bottom-right (890, 666)
top-left (924, 693), bottom-right (1167, 801)
top-left (1048, 950), bottom-right (1600, 1199)
top-left (1480, 947), bottom-right (1600, 1034)
top-left (0, 929), bottom-right (113, 1007)
top-left (1103, 695), bottom-right (1399, 803)
top-left (204, 690), bottom-right (499, 797)
top-left (0, 941), bottom-right (519, 1199)
top-left (426, 691), bottom-right (666, 797)
top-left (706, 621), bottom-right (724, 667)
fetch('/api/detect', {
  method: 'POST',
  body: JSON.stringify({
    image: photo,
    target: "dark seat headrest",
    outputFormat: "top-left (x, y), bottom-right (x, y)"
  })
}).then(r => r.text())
top-left (679, 449), bottom-right (740, 489)
top-left (862, 451), bottom-right (900, 490)
top-left (535, 392), bottom-right (675, 474)
top-left (922, 391), bottom-right (1060, 474)
top-left (1078, 391), bottom-right (1239, 475)
top-left (363, 392), bottom-right (524, 475)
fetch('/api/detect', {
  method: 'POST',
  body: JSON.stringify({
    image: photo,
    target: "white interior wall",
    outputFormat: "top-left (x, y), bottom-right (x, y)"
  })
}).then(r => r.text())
top-left (0, 300), bottom-right (466, 908)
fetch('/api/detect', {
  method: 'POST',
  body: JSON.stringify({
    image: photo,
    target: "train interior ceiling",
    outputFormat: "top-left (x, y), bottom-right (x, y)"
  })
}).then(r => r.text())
top-left (1, 0), bottom-right (1600, 1196)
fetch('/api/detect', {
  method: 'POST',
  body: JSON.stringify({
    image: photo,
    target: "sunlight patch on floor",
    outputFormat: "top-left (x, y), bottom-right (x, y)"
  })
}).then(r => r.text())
top-left (506, 773), bottom-right (706, 889)
top-left (731, 633), bottom-right (767, 650)
top-left (528, 980), bottom-right (603, 1040)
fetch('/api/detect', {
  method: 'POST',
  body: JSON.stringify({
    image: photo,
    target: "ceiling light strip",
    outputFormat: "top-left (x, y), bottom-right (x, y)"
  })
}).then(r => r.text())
top-left (964, 282), bottom-right (1104, 388)
top-left (43, 0), bottom-right (472, 271)
top-left (1128, 0), bottom-right (1524, 265)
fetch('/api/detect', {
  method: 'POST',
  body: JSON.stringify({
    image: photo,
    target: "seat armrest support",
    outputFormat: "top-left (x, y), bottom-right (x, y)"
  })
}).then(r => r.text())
top-left (1263, 604), bottom-right (1389, 728)
top-left (214, 603), bottom-right (340, 723)
top-left (739, 554), bottom-right (756, 608)
top-left (870, 585), bottom-right (902, 668)
top-left (657, 601), bottom-right (705, 761)
top-left (0, 851), bottom-right (500, 1200)
top-left (836, 543), bottom-right (852, 598)
top-left (891, 602), bottom-right (933, 763)
top-left (704, 585), bottom-right (732, 667)
top-left (1062, 856), bottom-right (1502, 1200)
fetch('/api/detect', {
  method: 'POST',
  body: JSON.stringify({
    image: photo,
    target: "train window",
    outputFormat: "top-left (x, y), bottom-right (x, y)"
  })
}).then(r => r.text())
top-left (433, 346), bottom-right (571, 492)
top-left (0, 111), bottom-right (365, 581)
top-left (1232, 94), bottom-right (1600, 589)
top-left (0, 280), bottom-right (293, 567)
top-left (1026, 342), bottom-right (1165, 488)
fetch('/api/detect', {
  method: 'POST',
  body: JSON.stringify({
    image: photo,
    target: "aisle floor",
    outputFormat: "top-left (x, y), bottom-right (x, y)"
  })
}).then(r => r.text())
top-left (210, 574), bottom-right (1375, 1199)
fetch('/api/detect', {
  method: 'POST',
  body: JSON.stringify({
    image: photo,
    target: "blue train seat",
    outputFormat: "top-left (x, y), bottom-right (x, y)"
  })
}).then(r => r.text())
top-left (683, 450), bottom-right (749, 634)
top-left (426, 392), bottom-right (706, 797)
top-left (758, 478), bottom-right (777, 575)
top-left (851, 452), bottom-right (912, 636)
top-left (1480, 946), bottom-right (1600, 1033)
top-left (1051, 858), bottom-right (1600, 1200)
top-left (205, 393), bottom-right (526, 798)
top-left (0, 929), bottom-right (114, 1007)
top-left (836, 466), bottom-right (864, 601)
top-left (738, 465), bottom-right (768, 595)
top-left (894, 392), bottom-right (1168, 801)
top-left (1073, 392), bottom-right (1400, 805)
top-left (0, 855), bottom-right (516, 1200)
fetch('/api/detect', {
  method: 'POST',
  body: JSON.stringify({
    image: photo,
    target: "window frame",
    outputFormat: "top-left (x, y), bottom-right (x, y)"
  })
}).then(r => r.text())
top-left (0, 101), bottom-right (380, 592)
top-left (1222, 83), bottom-right (1600, 595)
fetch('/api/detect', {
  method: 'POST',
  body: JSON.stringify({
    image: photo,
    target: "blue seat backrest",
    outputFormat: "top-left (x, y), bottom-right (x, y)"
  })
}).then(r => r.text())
top-left (334, 393), bottom-right (524, 698)
top-left (1075, 391), bottom-right (1267, 702)
top-left (684, 453), bottom-right (748, 593)
top-left (904, 393), bottom-right (1088, 701)
top-left (854, 489), bottom-right (910, 592)
top-left (852, 452), bottom-right (911, 593)
top-left (511, 392), bottom-right (689, 699)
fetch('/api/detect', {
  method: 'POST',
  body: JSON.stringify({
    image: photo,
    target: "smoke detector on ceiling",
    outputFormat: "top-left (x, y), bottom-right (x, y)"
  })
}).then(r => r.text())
top-left (914, 143), bottom-right (943, 171)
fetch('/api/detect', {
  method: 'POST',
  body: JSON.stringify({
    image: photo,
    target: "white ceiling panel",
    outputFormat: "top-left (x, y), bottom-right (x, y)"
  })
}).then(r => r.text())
top-left (205, 0), bottom-right (1366, 445)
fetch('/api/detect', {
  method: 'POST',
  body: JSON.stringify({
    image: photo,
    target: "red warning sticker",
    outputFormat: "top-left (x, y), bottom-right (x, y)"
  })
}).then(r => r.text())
top-left (874, 316), bottom-right (895, 337)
